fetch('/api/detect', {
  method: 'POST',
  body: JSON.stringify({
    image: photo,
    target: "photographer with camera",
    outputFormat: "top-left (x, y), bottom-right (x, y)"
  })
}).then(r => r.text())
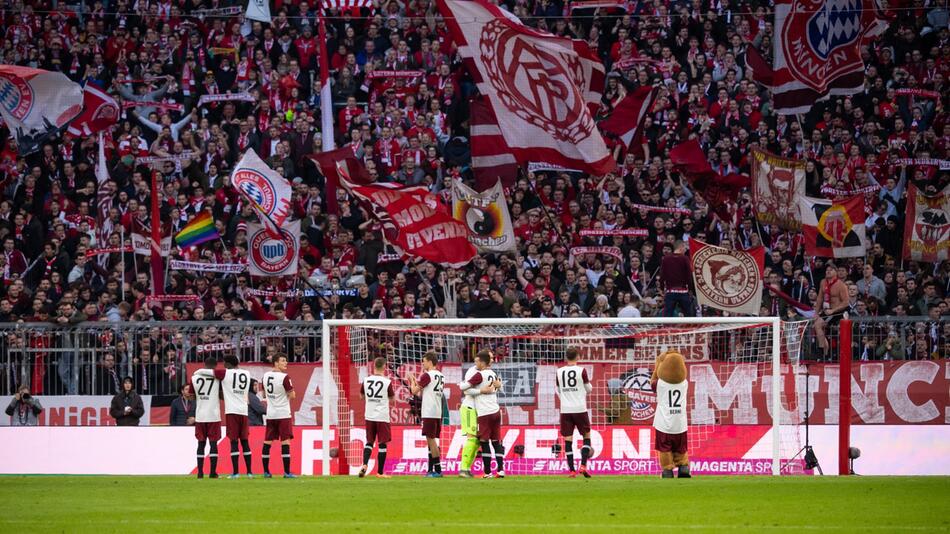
top-left (5, 385), bottom-right (43, 426)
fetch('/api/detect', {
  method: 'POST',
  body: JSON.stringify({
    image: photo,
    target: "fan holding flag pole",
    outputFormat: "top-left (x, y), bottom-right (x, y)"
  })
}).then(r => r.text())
top-left (230, 149), bottom-right (294, 238)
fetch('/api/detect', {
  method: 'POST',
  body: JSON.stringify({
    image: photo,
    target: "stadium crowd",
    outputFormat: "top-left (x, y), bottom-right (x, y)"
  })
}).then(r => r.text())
top-left (0, 0), bottom-right (948, 396)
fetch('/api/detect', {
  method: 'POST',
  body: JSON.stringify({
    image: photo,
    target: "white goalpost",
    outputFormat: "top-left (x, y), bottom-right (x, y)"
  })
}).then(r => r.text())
top-left (320, 317), bottom-right (808, 477)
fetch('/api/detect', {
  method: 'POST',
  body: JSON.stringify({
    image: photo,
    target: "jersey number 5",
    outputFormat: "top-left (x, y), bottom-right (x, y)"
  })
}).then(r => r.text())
top-left (265, 376), bottom-right (275, 395)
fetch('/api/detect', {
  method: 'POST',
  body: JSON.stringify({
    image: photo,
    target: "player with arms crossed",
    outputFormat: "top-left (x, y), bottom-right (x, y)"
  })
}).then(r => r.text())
top-left (200, 356), bottom-right (254, 478)
top-left (191, 357), bottom-right (222, 479)
top-left (262, 354), bottom-right (297, 478)
top-left (460, 350), bottom-right (505, 479)
top-left (360, 357), bottom-right (395, 478)
top-left (409, 351), bottom-right (445, 478)
top-left (457, 356), bottom-right (481, 478)
top-left (556, 347), bottom-right (593, 478)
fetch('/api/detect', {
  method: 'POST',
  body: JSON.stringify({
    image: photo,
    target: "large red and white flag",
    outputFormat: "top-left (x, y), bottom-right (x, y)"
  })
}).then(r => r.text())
top-left (231, 150), bottom-right (293, 237)
top-left (437, 0), bottom-right (615, 176)
top-left (746, 0), bottom-right (889, 114)
top-left (904, 184), bottom-right (950, 263)
top-left (598, 85), bottom-right (657, 149)
top-left (67, 83), bottom-right (119, 137)
top-left (95, 132), bottom-right (113, 246)
top-left (0, 66), bottom-right (83, 154)
top-left (689, 239), bottom-right (764, 316)
top-left (469, 95), bottom-right (519, 190)
top-left (346, 181), bottom-right (477, 267)
top-left (800, 195), bottom-right (867, 258)
top-left (751, 148), bottom-right (805, 230)
top-left (309, 147), bottom-right (373, 215)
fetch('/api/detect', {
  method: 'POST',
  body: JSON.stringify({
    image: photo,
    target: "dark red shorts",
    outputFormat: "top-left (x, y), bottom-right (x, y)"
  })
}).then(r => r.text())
top-left (477, 412), bottom-right (501, 441)
top-left (195, 422), bottom-right (221, 441)
top-left (559, 412), bottom-right (591, 437)
top-left (654, 429), bottom-right (687, 453)
top-left (421, 417), bottom-right (442, 438)
top-left (226, 414), bottom-right (249, 440)
top-left (365, 420), bottom-right (391, 444)
top-left (265, 418), bottom-right (294, 441)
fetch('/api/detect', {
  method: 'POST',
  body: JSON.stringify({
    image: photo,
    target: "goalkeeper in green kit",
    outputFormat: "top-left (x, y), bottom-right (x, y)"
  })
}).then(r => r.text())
top-left (458, 361), bottom-right (481, 477)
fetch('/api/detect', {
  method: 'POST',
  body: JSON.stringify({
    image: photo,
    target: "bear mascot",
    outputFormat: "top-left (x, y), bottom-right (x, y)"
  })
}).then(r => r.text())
top-left (651, 350), bottom-right (690, 478)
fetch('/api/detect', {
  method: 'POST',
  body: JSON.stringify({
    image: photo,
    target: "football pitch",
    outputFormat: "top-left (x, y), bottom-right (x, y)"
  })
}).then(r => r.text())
top-left (1, 475), bottom-right (947, 532)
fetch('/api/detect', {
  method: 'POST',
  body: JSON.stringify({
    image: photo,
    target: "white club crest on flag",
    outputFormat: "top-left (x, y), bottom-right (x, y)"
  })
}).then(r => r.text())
top-left (0, 65), bottom-right (84, 154)
top-left (245, 0), bottom-right (272, 23)
top-left (689, 240), bottom-right (765, 316)
top-left (452, 179), bottom-right (516, 253)
top-left (231, 149), bottom-right (292, 238)
top-left (437, 0), bottom-right (615, 176)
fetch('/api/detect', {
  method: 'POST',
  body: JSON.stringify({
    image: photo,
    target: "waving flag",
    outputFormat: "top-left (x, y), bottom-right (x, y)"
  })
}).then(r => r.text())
top-left (437, 0), bottom-right (615, 176)
top-left (669, 139), bottom-right (750, 220)
top-left (67, 83), bottom-right (119, 137)
top-left (469, 95), bottom-right (519, 190)
top-left (800, 195), bottom-right (867, 258)
top-left (309, 147), bottom-right (373, 215)
top-left (175, 211), bottom-right (220, 248)
top-left (746, 0), bottom-right (889, 114)
top-left (598, 85), bottom-right (658, 149)
top-left (231, 149), bottom-right (293, 237)
top-left (0, 65), bottom-right (83, 154)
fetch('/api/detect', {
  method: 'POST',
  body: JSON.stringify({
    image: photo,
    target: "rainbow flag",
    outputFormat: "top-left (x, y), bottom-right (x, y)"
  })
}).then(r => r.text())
top-left (175, 211), bottom-right (219, 248)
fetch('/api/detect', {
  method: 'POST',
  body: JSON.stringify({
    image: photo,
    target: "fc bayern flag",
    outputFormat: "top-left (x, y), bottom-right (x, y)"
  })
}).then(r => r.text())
top-left (309, 147), bottom-right (373, 215)
top-left (248, 220), bottom-right (300, 277)
top-left (746, 0), bottom-right (889, 114)
top-left (67, 83), bottom-right (119, 137)
top-left (347, 182), bottom-right (477, 267)
top-left (800, 195), bottom-right (867, 258)
top-left (689, 239), bottom-right (764, 316)
top-left (436, 0), bottom-right (615, 176)
top-left (598, 85), bottom-right (658, 149)
top-left (669, 139), bottom-right (750, 220)
top-left (231, 149), bottom-right (293, 237)
top-left (0, 65), bottom-right (83, 154)
top-left (903, 183), bottom-right (950, 263)
top-left (751, 148), bottom-right (805, 230)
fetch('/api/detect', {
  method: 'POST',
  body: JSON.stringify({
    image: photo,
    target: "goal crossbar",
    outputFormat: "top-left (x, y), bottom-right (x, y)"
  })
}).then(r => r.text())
top-left (320, 317), bottom-right (784, 476)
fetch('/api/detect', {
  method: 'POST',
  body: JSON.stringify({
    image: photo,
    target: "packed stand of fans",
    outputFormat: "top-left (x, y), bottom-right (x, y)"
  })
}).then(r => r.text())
top-left (0, 0), bottom-right (947, 395)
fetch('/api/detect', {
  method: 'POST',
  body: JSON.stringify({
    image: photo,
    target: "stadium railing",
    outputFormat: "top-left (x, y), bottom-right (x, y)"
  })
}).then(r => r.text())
top-left (0, 321), bottom-right (322, 396)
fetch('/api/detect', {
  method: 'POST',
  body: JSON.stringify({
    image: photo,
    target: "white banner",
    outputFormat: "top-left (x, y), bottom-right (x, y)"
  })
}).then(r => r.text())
top-left (248, 220), bottom-right (299, 277)
top-left (452, 179), bottom-right (516, 252)
top-left (132, 233), bottom-right (171, 257)
top-left (245, 0), bottom-right (272, 22)
top-left (170, 260), bottom-right (246, 273)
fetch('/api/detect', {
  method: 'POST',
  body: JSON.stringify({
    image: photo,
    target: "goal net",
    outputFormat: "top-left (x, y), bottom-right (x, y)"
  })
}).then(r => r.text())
top-left (320, 318), bottom-right (811, 477)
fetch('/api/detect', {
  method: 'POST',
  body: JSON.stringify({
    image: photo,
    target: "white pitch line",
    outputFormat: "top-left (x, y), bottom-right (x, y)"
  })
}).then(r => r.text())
top-left (0, 518), bottom-right (944, 531)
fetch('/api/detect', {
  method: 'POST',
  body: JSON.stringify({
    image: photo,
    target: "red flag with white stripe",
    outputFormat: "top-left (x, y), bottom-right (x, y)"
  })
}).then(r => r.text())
top-left (67, 83), bottom-right (119, 137)
top-left (598, 85), bottom-right (657, 149)
top-left (437, 0), bottom-right (615, 176)
top-left (469, 96), bottom-right (519, 190)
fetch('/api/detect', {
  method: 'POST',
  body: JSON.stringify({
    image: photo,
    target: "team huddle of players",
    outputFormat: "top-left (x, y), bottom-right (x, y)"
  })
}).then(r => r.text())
top-left (190, 354), bottom-right (297, 479)
top-left (189, 347), bottom-right (688, 478)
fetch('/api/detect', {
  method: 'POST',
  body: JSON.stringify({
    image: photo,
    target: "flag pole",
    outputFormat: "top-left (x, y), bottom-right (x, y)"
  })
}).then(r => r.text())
top-left (120, 224), bottom-right (126, 302)
top-left (150, 170), bottom-right (165, 295)
top-left (318, 6), bottom-right (335, 151)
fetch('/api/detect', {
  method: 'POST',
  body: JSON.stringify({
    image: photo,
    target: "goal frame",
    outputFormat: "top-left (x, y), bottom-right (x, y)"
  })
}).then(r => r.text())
top-left (320, 316), bottom-right (783, 476)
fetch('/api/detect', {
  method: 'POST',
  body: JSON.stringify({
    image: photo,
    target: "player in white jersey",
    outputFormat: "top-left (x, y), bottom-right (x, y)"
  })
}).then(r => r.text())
top-left (359, 357), bottom-right (395, 479)
top-left (651, 350), bottom-right (690, 478)
top-left (556, 347), bottom-right (593, 478)
top-left (262, 354), bottom-right (296, 478)
top-left (207, 355), bottom-right (254, 478)
top-left (409, 351), bottom-right (445, 478)
top-left (457, 363), bottom-right (481, 478)
top-left (190, 357), bottom-right (222, 479)
top-left (460, 350), bottom-right (505, 479)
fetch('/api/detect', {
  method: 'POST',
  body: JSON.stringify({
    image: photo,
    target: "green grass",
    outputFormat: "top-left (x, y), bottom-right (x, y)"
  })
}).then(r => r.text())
top-left (0, 476), bottom-right (947, 532)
